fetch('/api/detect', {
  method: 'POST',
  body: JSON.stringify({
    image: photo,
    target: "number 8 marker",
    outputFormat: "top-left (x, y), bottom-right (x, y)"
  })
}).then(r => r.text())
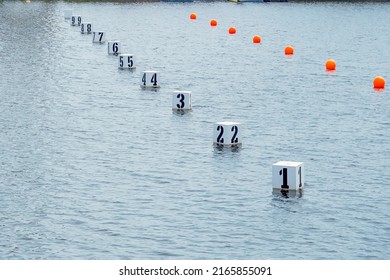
top-left (81, 23), bottom-right (92, 34)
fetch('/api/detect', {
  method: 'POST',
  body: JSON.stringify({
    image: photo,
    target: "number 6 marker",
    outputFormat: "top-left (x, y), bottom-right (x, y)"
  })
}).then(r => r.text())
top-left (108, 40), bottom-right (121, 55)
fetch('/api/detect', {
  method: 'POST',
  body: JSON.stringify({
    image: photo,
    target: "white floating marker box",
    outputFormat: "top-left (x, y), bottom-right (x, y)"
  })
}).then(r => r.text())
top-left (80, 22), bottom-right (92, 34)
top-left (108, 41), bottom-right (121, 55)
top-left (71, 15), bottom-right (82, 26)
top-left (118, 54), bottom-right (135, 69)
top-left (64, 10), bottom-right (72, 19)
top-left (213, 122), bottom-right (241, 146)
top-left (141, 71), bottom-right (160, 88)
top-left (272, 161), bottom-right (304, 191)
top-left (173, 91), bottom-right (192, 110)
top-left (92, 31), bottom-right (106, 43)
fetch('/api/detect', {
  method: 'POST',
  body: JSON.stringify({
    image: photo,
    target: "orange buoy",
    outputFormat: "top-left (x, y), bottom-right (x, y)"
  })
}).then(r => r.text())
top-left (373, 76), bottom-right (386, 89)
top-left (326, 59), bottom-right (336, 71)
top-left (210, 19), bottom-right (218, 27)
top-left (253, 35), bottom-right (261, 44)
top-left (190, 13), bottom-right (197, 20)
top-left (229, 27), bottom-right (236, 34)
top-left (285, 45), bottom-right (294, 55)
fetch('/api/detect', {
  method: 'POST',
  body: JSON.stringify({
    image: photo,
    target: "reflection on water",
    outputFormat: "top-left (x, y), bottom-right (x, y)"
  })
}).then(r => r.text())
top-left (213, 143), bottom-right (242, 153)
top-left (272, 188), bottom-right (303, 199)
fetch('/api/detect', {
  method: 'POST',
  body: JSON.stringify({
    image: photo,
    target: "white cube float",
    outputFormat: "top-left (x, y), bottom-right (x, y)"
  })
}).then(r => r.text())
top-left (80, 22), bottom-right (92, 34)
top-left (108, 40), bottom-right (121, 55)
top-left (64, 10), bottom-right (72, 19)
top-left (118, 54), bottom-right (135, 69)
top-left (213, 122), bottom-right (241, 146)
top-left (272, 161), bottom-right (304, 191)
top-left (172, 91), bottom-right (192, 111)
top-left (141, 71), bottom-right (160, 88)
top-left (71, 15), bottom-right (82, 26)
top-left (92, 31), bottom-right (106, 43)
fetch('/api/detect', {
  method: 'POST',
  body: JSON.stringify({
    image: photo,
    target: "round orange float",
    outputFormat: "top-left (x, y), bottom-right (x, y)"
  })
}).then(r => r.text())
top-left (229, 27), bottom-right (236, 34)
top-left (373, 76), bottom-right (385, 89)
top-left (285, 45), bottom-right (294, 55)
top-left (210, 19), bottom-right (218, 27)
top-left (190, 13), bottom-right (197, 20)
top-left (326, 59), bottom-right (336, 71)
top-left (253, 35), bottom-right (261, 44)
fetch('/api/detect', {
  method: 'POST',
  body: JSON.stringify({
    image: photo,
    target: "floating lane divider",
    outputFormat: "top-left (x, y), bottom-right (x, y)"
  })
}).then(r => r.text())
top-left (64, 10), bottom-right (72, 19)
top-left (141, 71), bottom-right (160, 88)
top-left (213, 122), bottom-right (241, 147)
top-left (118, 54), bottom-right (136, 70)
top-left (92, 31), bottom-right (106, 43)
top-left (71, 15), bottom-right (82, 26)
top-left (108, 40), bottom-right (121, 55)
top-left (172, 91), bottom-right (192, 111)
top-left (80, 22), bottom-right (92, 34)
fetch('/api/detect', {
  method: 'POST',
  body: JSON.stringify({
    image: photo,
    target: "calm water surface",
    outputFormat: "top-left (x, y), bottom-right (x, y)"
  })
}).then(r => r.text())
top-left (0, 0), bottom-right (389, 259)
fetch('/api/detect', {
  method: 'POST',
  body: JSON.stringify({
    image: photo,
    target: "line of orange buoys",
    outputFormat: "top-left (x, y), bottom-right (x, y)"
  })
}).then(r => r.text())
top-left (189, 13), bottom-right (385, 91)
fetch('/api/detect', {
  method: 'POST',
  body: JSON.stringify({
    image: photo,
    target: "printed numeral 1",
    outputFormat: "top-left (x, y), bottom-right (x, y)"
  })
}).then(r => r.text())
top-left (279, 168), bottom-right (289, 189)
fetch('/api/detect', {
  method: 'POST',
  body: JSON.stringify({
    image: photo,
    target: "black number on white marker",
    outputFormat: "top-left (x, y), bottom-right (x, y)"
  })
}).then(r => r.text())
top-left (216, 125), bottom-right (224, 144)
top-left (113, 42), bottom-right (118, 54)
top-left (231, 125), bottom-right (238, 143)
top-left (151, 73), bottom-right (157, 86)
top-left (279, 168), bottom-right (289, 189)
top-left (176, 94), bottom-right (185, 109)
top-left (142, 73), bottom-right (146, 86)
top-left (127, 56), bottom-right (133, 68)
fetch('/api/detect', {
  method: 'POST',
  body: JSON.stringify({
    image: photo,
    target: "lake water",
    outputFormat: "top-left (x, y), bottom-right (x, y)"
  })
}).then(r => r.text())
top-left (0, 0), bottom-right (389, 260)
